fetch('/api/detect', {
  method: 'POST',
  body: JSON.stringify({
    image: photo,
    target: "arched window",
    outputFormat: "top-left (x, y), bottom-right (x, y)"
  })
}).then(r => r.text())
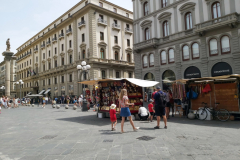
top-left (212, 2), bottom-right (221, 19)
top-left (62, 58), bottom-right (64, 65)
top-left (221, 36), bottom-right (230, 54)
top-left (115, 51), bottom-right (119, 60)
top-left (127, 54), bottom-right (131, 62)
top-left (182, 45), bottom-right (190, 60)
top-left (82, 50), bottom-right (85, 59)
top-left (209, 39), bottom-right (218, 56)
top-left (162, 0), bottom-right (167, 8)
top-left (143, 2), bottom-right (149, 16)
top-left (143, 55), bottom-right (148, 68)
top-left (145, 28), bottom-right (150, 40)
top-left (160, 51), bottom-right (167, 65)
top-left (192, 43), bottom-right (200, 59)
top-left (100, 48), bottom-right (104, 59)
top-left (69, 55), bottom-right (72, 64)
top-left (185, 12), bottom-right (192, 30)
top-left (163, 21), bottom-right (169, 37)
top-left (168, 49), bottom-right (174, 63)
top-left (149, 53), bottom-right (154, 67)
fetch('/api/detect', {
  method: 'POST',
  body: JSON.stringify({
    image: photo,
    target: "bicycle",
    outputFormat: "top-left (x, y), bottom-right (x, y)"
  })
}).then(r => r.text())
top-left (196, 102), bottom-right (230, 122)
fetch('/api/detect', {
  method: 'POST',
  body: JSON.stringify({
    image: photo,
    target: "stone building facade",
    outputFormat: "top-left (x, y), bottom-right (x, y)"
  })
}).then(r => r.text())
top-left (15, 0), bottom-right (134, 98)
top-left (133, 0), bottom-right (240, 91)
top-left (0, 58), bottom-right (17, 97)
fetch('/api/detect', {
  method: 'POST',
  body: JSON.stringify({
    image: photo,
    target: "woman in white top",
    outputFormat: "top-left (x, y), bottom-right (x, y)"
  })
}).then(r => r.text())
top-left (78, 96), bottom-right (83, 108)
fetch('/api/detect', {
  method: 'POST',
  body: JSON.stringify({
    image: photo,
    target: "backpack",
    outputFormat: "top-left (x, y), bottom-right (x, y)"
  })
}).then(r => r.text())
top-left (158, 91), bottom-right (166, 107)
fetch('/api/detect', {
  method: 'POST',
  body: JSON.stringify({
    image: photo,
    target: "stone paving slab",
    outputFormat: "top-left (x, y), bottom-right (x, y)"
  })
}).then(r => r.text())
top-left (0, 105), bottom-right (239, 160)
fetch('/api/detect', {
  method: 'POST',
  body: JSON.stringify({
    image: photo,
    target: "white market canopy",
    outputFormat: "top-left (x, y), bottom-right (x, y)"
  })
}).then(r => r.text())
top-left (39, 90), bottom-right (45, 94)
top-left (44, 89), bottom-right (51, 94)
top-left (25, 94), bottom-right (43, 97)
top-left (79, 78), bottom-right (159, 88)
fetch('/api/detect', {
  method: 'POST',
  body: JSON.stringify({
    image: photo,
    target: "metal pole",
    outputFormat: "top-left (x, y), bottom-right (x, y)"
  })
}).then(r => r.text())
top-left (20, 85), bottom-right (21, 100)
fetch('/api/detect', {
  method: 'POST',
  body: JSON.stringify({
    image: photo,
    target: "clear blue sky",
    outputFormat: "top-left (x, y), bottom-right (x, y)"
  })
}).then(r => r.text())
top-left (0, 0), bottom-right (133, 62)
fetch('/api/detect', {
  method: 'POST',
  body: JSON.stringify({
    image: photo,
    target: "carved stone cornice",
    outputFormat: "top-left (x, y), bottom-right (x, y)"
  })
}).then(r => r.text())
top-left (53, 55), bottom-right (58, 60)
top-left (125, 48), bottom-right (133, 53)
top-left (112, 45), bottom-right (121, 50)
top-left (67, 49), bottom-right (73, 54)
top-left (98, 41), bottom-right (107, 48)
top-left (60, 52), bottom-right (65, 57)
top-left (47, 58), bottom-right (51, 62)
top-left (42, 60), bottom-right (46, 64)
top-left (80, 43), bottom-right (86, 49)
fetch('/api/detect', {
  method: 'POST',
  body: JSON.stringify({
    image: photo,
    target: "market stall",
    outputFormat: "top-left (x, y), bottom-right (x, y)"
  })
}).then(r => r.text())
top-left (79, 78), bottom-right (159, 117)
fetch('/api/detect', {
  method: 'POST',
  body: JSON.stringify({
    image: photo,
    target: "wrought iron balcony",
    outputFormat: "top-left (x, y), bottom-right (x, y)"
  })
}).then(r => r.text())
top-left (52, 37), bottom-right (57, 43)
top-left (78, 21), bottom-right (86, 29)
top-left (59, 33), bottom-right (64, 40)
top-left (125, 28), bottom-right (133, 35)
top-left (97, 18), bottom-right (107, 27)
top-left (34, 48), bottom-right (38, 53)
top-left (66, 28), bottom-right (72, 36)
top-left (112, 23), bottom-right (120, 31)
top-left (195, 12), bottom-right (239, 34)
top-left (41, 44), bottom-right (45, 49)
top-left (46, 41), bottom-right (51, 46)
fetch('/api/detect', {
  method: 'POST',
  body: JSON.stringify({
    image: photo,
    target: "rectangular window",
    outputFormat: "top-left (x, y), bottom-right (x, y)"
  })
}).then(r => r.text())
top-left (126, 24), bottom-right (130, 29)
top-left (62, 58), bottom-right (64, 65)
top-left (69, 74), bottom-right (72, 82)
top-left (55, 47), bottom-right (57, 54)
top-left (43, 80), bottom-right (45, 86)
top-left (43, 53), bottom-right (45, 59)
top-left (27, 61), bottom-right (28, 66)
top-left (81, 17), bottom-right (84, 22)
top-left (69, 25), bottom-right (71, 30)
top-left (102, 70), bottom-right (106, 79)
top-left (49, 63), bottom-right (51, 70)
top-left (99, 2), bottom-right (103, 7)
top-left (43, 64), bottom-right (45, 71)
top-left (114, 36), bottom-right (118, 44)
top-left (100, 32), bottom-right (104, 40)
top-left (62, 44), bottom-right (64, 51)
top-left (62, 76), bottom-right (64, 83)
top-left (55, 60), bottom-right (57, 67)
top-left (30, 59), bottom-right (31, 65)
top-left (49, 51), bottom-right (50, 57)
top-left (82, 34), bottom-right (85, 42)
top-left (116, 72), bottom-right (120, 78)
top-left (36, 56), bottom-right (38, 62)
top-left (48, 79), bottom-right (51, 85)
top-left (127, 39), bottom-right (130, 47)
top-left (69, 40), bottom-right (72, 48)
top-left (129, 72), bottom-right (132, 78)
top-left (99, 14), bottom-right (103, 20)
top-left (55, 77), bottom-right (57, 84)
top-left (114, 19), bottom-right (118, 24)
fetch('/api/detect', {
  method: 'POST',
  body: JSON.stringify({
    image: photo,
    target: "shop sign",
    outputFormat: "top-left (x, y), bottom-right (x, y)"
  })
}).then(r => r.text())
top-left (212, 62), bottom-right (232, 77)
top-left (184, 66), bottom-right (201, 79)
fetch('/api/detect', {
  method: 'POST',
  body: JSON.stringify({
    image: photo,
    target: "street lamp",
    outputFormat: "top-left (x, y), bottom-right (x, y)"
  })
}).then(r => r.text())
top-left (77, 61), bottom-right (91, 111)
top-left (16, 80), bottom-right (24, 100)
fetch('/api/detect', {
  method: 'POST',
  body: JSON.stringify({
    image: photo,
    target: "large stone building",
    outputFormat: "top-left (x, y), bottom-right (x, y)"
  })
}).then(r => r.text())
top-left (0, 58), bottom-right (17, 97)
top-left (15, 0), bottom-right (134, 98)
top-left (133, 0), bottom-right (240, 91)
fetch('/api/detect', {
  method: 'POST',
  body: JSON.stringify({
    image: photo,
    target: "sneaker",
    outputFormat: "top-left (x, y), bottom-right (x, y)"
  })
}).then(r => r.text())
top-left (164, 126), bottom-right (167, 129)
top-left (133, 127), bottom-right (140, 131)
top-left (154, 126), bottom-right (160, 129)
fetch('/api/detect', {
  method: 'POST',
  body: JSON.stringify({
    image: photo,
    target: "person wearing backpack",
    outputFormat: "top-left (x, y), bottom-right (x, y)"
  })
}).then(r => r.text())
top-left (153, 86), bottom-right (167, 129)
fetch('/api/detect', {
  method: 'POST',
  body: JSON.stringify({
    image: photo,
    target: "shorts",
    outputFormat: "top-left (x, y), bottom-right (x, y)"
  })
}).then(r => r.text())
top-left (166, 102), bottom-right (171, 107)
top-left (150, 112), bottom-right (154, 116)
top-left (155, 105), bottom-right (166, 117)
top-left (43, 100), bottom-right (45, 103)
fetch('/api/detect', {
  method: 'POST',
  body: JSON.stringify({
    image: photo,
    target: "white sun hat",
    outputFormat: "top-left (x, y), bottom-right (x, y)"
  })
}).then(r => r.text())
top-left (110, 104), bottom-right (116, 109)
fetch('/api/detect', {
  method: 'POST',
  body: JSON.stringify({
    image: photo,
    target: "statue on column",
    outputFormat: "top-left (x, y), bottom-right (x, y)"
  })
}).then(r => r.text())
top-left (6, 38), bottom-right (10, 51)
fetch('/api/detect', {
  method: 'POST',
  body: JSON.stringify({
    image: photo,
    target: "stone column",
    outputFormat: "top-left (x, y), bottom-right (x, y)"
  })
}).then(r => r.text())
top-left (2, 51), bottom-right (14, 97)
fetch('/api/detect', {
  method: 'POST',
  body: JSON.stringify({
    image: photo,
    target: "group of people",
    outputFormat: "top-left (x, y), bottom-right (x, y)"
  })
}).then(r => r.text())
top-left (109, 86), bottom-right (173, 132)
top-left (0, 96), bottom-right (20, 113)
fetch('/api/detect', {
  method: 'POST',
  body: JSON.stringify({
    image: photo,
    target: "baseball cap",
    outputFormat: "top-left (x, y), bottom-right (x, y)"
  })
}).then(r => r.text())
top-left (156, 86), bottom-right (161, 89)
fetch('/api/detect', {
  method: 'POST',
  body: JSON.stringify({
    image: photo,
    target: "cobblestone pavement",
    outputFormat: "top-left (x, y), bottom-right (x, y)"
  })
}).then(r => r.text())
top-left (0, 105), bottom-right (239, 160)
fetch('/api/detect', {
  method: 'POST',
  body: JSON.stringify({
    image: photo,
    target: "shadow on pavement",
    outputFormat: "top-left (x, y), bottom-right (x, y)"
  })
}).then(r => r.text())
top-left (167, 116), bottom-right (240, 129)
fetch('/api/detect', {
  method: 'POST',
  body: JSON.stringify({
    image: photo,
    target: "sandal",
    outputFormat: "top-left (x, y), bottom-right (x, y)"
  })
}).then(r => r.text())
top-left (133, 127), bottom-right (140, 131)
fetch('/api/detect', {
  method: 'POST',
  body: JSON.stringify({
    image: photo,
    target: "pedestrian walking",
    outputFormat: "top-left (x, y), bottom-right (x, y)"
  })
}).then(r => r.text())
top-left (45, 96), bottom-right (48, 104)
top-left (42, 97), bottom-right (46, 108)
top-left (61, 95), bottom-right (65, 104)
top-left (78, 96), bottom-right (82, 108)
top-left (66, 95), bottom-right (70, 105)
top-left (119, 89), bottom-right (139, 133)
top-left (110, 104), bottom-right (118, 131)
top-left (153, 86), bottom-right (167, 129)
top-left (148, 99), bottom-right (154, 122)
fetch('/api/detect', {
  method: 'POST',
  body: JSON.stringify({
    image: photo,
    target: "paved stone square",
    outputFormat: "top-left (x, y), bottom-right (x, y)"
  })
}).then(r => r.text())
top-left (0, 105), bottom-right (239, 160)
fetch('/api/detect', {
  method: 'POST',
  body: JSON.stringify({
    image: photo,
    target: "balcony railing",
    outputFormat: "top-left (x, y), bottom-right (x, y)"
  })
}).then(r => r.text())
top-left (66, 28), bottom-right (72, 35)
top-left (112, 23), bottom-right (120, 31)
top-left (97, 18), bottom-right (107, 27)
top-left (125, 28), bottom-right (133, 33)
top-left (34, 48), bottom-right (38, 53)
top-left (52, 37), bottom-right (57, 43)
top-left (78, 21), bottom-right (86, 29)
top-left (195, 12), bottom-right (239, 33)
top-left (59, 33), bottom-right (64, 40)
top-left (46, 41), bottom-right (51, 46)
top-left (41, 44), bottom-right (45, 49)
top-left (134, 38), bottom-right (159, 50)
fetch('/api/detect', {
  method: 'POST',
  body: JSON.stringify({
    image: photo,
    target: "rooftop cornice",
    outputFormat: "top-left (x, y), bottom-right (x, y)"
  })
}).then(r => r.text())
top-left (100, 0), bottom-right (133, 14)
top-left (16, 2), bottom-right (133, 52)
top-left (133, 0), bottom-right (187, 25)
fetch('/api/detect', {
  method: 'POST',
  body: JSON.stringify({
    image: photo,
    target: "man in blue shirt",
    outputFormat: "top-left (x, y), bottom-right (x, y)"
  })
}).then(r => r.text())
top-left (153, 86), bottom-right (167, 129)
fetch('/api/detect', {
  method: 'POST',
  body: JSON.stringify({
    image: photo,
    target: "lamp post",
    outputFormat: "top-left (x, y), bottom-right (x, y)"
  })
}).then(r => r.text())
top-left (77, 61), bottom-right (91, 111)
top-left (16, 80), bottom-right (24, 100)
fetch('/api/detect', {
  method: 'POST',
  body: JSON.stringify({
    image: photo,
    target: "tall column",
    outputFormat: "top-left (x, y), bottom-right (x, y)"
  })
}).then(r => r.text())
top-left (2, 51), bottom-right (14, 97)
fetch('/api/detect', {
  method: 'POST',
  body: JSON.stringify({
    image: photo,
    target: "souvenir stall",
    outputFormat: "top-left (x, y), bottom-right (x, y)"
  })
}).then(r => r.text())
top-left (187, 75), bottom-right (240, 114)
top-left (79, 78), bottom-right (159, 118)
